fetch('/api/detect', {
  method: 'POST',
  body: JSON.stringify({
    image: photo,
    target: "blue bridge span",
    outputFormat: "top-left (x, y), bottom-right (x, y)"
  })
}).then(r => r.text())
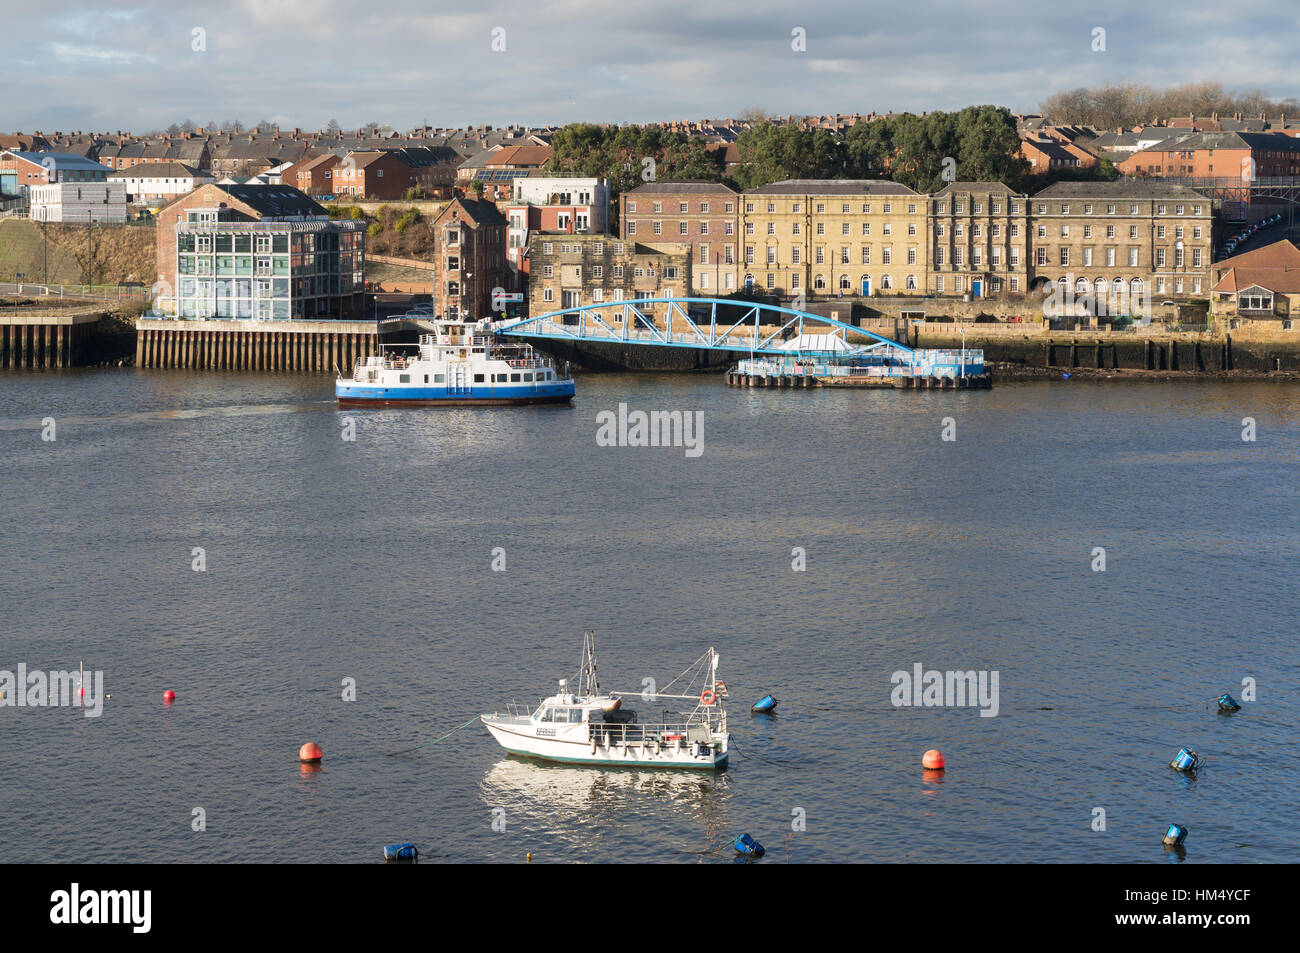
top-left (490, 297), bottom-right (985, 382)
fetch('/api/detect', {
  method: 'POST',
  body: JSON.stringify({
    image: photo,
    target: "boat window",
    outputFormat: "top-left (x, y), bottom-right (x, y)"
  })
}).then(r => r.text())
top-left (523, 373), bottom-right (533, 382)
top-left (510, 373), bottom-right (521, 382)
top-left (399, 374), bottom-right (410, 383)
top-left (434, 374), bottom-right (445, 383)
top-left (423, 375), bottom-right (428, 383)
top-left (537, 708), bottom-right (552, 722)
top-left (473, 374), bottom-right (484, 383)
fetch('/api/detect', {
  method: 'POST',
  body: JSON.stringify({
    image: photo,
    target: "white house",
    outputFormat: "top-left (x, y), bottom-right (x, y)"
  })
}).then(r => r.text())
top-left (107, 162), bottom-right (214, 204)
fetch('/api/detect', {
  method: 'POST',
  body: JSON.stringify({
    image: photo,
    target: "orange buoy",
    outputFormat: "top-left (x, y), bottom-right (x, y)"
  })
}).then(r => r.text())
top-left (299, 742), bottom-right (323, 764)
top-left (922, 748), bottom-right (945, 770)
top-left (163, 690), bottom-right (176, 703)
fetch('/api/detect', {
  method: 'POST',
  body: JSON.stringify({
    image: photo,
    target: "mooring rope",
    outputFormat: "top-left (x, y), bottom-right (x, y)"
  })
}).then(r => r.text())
top-left (387, 714), bottom-right (482, 755)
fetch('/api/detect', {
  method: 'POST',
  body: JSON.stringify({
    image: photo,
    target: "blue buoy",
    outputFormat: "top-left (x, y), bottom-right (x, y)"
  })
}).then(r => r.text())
top-left (1162, 824), bottom-right (1188, 848)
top-left (1217, 693), bottom-right (1241, 713)
top-left (751, 695), bottom-right (777, 714)
top-left (383, 843), bottom-right (419, 861)
top-left (734, 833), bottom-right (765, 857)
top-left (1169, 747), bottom-right (1200, 772)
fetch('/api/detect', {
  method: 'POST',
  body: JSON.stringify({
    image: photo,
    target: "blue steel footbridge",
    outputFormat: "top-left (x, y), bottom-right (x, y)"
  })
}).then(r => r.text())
top-left (489, 297), bottom-right (985, 382)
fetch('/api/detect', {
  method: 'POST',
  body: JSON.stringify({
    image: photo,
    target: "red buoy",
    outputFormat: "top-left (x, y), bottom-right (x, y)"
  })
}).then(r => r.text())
top-left (922, 748), bottom-right (945, 770)
top-left (299, 742), bottom-right (323, 764)
top-left (163, 690), bottom-right (176, 703)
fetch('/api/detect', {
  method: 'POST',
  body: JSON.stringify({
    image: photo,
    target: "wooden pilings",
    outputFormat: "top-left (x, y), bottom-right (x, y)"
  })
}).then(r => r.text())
top-left (133, 325), bottom-right (376, 373)
top-left (0, 322), bottom-right (86, 369)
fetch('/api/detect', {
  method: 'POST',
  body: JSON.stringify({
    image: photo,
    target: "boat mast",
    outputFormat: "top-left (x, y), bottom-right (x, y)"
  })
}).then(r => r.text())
top-left (577, 630), bottom-right (601, 697)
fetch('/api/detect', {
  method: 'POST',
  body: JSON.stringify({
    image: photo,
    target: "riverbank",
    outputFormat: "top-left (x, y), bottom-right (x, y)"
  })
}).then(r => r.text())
top-left (990, 362), bottom-right (1300, 383)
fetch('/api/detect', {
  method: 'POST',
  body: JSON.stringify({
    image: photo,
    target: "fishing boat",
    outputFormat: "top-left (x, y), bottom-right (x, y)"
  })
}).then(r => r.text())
top-left (335, 318), bottom-right (574, 407)
top-left (481, 633), bottom-right (729, 770)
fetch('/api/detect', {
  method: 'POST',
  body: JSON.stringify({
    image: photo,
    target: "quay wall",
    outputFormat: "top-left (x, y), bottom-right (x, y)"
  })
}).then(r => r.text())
top-left (912, 326), bottom-right (1300, 373)
top-left (134, 319), bottom-right (381, 373)
top-left (0, 309), bottom-right (104, 369)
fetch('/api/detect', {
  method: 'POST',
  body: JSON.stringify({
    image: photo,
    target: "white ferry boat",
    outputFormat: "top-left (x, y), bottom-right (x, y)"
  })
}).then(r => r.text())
top-left (335, 318), bottom-right (574, 407)
top-left (481, 633), bottom-right (730, 770)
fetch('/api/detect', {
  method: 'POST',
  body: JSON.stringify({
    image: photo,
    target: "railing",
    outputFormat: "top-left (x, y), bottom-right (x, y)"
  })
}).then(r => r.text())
top-left (586, 721), bottom-right (722, 744)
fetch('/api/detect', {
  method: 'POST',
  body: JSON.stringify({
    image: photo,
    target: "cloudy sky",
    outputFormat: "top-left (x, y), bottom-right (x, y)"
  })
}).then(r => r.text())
top-left (5, 0), bottom-right (1298, 133)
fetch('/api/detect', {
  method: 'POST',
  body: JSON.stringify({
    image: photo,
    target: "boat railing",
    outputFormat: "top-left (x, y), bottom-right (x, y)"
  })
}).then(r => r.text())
top-left (587, 720), bottom-right (722, 743)
top-left (501, 358), bottom-right (549, 369)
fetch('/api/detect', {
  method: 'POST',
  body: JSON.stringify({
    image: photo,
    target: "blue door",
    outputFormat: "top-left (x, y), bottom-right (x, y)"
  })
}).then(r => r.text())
top-left (861, 277), bottom-right (871, 296)
top-left (972, 279), bottom-right (982, 298)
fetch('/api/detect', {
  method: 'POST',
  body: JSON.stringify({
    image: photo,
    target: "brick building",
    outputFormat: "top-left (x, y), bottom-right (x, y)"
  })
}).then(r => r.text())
top-left (333, 151), bottom-right (413, 199)
top-left (620, 181), bottom-right (739, 294)
top-left (1210, 240), bottom-right (1300, 326)
top-left (527, 235), bottom-right (691, 322)
top-left (1026, 181), bottom-right (1213, 301)
top-left (741, 179), bottom-right (926, 298)
top-left (433, 196), bottom-right (508, 321)
top-left (928, 182), bottom-right (1031, 296)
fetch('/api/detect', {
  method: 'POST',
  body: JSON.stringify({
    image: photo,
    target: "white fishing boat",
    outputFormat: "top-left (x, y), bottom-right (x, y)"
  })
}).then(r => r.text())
top-left (335, 317), bottom-right (574, 407)
top-left (481, 633), bottom-right (730, 770)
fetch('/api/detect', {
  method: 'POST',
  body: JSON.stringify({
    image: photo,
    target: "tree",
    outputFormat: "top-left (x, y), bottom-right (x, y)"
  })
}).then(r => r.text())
top-left (545, 123), bottom-right (725, 194)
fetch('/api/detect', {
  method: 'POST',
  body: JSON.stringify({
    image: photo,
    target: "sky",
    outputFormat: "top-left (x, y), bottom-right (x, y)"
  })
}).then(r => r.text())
top-left (3, 0), bottom-right (1298, 134)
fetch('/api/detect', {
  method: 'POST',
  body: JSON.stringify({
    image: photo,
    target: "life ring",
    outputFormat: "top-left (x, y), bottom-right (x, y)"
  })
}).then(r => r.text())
top-left (701, 688), bottom-right (716, 706)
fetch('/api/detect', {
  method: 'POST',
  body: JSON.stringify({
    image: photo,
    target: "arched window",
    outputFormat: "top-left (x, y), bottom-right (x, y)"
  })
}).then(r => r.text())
top-left (1075, 277), bottom-right (1089, 295)
top-left (814, 274), bottom-right (826, 290)
top-left (1130, 278), bottom-right (1143, 296)
top-left (1112, 278), bottom-right (1125, 296)
top-left (906, 275), bottom-right (917, 290)
top-left (839, 274), bottom-right (851, 290)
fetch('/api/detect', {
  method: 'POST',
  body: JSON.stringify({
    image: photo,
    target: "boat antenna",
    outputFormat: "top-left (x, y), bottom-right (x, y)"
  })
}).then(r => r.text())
top-left (575, 630), bottom-right (600, 697)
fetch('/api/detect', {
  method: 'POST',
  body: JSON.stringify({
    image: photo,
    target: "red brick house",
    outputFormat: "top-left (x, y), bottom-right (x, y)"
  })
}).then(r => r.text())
top-left (620, 181), bottom-right (740, 294)
top-left (433, 197), bottom-right (508, 321)
top-left (333, 151), bottom-right (414, 199)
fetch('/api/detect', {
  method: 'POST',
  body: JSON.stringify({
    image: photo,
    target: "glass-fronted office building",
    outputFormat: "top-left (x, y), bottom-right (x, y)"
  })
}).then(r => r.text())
top-left (173, 206), bottom-right (365, 320)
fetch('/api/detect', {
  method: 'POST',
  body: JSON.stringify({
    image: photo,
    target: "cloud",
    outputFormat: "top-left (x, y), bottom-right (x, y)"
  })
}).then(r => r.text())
top-left (4, 0), bottom-right (1298, 131)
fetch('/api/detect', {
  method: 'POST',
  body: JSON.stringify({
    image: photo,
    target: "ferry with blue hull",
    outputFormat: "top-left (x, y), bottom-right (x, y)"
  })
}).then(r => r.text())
top-left (335, 319), bottom-right (574, 407)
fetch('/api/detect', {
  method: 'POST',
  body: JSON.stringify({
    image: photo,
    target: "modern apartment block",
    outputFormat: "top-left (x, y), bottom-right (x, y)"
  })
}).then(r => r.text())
top-left (619, 182), bottom-right (740, 294)
top-left (526, 235), bottom-right (691, 322)
top-left (154, 182), bottom-right (366, 319)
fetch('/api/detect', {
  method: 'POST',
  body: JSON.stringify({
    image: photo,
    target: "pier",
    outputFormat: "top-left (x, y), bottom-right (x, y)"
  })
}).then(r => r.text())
top-left (1, 308), bottom-right (102, 369)
top-left (134, 318), bottom-right (383, 372)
